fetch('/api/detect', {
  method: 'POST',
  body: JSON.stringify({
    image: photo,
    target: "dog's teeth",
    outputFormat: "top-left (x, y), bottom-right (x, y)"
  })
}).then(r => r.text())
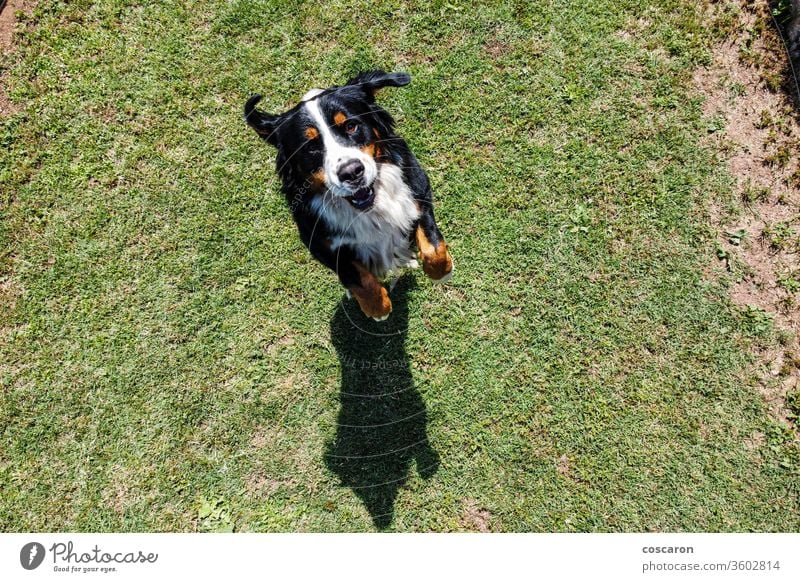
top-left (372, 313), bottom-right (390, 322)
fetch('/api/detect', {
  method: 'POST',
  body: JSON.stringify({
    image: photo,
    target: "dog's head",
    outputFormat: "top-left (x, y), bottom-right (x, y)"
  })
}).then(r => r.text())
top-left (244, 70), bottom-right (410, 210)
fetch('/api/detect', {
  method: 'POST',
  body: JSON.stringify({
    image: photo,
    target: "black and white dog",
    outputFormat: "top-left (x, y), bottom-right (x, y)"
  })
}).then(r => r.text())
top-left (244, 70), bottom-right (453, 321)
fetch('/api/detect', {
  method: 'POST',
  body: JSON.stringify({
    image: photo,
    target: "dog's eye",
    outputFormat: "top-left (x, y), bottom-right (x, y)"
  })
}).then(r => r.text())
top-left (344, 120), bottom-right (359, 135)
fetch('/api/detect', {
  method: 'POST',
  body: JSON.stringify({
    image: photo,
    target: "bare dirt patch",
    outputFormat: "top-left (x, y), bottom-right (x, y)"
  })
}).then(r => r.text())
top-left (460, 498), bottom-right (492, 532)
top-left (102, 465), bottom-right (137, 515)
top-left (484, 39), bottom-right (510, 59)
top-left (0, 0), bottom-right (16, 117)
top-left (0, 0), bottom-right (17, 50)
top-left (244, 474), bottom-right (296, 498)
top-left (696, 1), bottom-right (800, 431)
top-left (250, 425), bottom-right (284, 449)
top-left (556, 453), bottom-right (570, 476)
top-left (1, 0), bottom-right (22, 115)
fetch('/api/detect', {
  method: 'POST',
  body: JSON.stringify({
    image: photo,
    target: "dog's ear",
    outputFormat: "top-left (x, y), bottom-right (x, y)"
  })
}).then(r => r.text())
top-left (347, 70), bottom-right (411, 101)
top-left (244, 95), bottom-right (281, 145)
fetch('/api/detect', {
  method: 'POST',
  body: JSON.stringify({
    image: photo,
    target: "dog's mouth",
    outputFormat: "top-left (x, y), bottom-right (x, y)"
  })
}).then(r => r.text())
top-left (345, 186), bottom-right (375, 210)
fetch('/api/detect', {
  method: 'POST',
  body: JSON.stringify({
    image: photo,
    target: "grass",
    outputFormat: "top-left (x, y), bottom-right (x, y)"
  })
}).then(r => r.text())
top-left (1, 0), bottom-right (799, 531)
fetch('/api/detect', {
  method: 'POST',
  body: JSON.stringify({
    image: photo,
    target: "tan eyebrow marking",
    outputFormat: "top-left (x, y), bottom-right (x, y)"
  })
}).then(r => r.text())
top-left (333, 112), bottom-right (347, 126)
top-left (305, 126), bottom-right (319, 140)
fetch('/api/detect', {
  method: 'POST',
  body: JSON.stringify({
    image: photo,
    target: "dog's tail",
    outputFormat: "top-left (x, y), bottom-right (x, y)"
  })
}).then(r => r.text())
top-left (244, 94), bottom-right (263, 124)
top-left (243, 94), bottom-right (278, 139)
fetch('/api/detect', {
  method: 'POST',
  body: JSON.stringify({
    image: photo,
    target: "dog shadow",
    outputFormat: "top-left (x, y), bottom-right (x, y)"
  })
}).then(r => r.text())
top-left (325, 275), bottom-right (439, 529)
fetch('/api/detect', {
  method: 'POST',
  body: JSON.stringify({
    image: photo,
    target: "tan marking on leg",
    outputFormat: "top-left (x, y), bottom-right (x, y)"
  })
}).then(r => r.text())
top-left (333, 112), bottom-right (346, 126)
top-left (305, 126), bottom-right (319, 140)
top-left (349, 263), bottom-right (392, 320)
top-left (416, 226), bottom-right (453, 281)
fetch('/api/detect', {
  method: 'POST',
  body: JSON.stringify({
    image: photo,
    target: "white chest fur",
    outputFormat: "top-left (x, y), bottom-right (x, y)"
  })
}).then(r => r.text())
top-left (310, 163), bottom-right (420, 278)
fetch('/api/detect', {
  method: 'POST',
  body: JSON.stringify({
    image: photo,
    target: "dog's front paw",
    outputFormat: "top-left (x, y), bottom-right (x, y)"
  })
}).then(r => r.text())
top-left (430, 259), bottom-right (453, 284)
top-left (420, 245), bottom-right (453, 283)
top-left (349, 282), bottom-right (392, 321)
top-left (416, 227), bottom-right (453, 283)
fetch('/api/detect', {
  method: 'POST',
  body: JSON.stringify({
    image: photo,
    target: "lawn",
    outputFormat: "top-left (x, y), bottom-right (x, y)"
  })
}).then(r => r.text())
top-left (1, 0), bottom-right (799, 531)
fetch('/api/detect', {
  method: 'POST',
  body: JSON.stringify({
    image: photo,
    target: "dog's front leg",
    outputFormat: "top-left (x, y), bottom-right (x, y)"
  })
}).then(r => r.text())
top-left (415, 212), bottom-right (453, 283)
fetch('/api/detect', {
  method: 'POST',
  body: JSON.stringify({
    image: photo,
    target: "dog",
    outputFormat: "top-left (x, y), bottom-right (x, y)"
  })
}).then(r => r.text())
top-left (243, 70), bottom-right (453, 321)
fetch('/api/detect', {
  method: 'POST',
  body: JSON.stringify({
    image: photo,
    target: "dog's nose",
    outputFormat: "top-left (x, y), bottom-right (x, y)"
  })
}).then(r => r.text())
top-left (337, 160), bottom-right (365, 184)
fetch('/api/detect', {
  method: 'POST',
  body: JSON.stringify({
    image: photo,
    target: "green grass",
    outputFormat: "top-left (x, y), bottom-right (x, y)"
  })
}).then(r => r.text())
top-left (1, 0), bottom-right (799, 532)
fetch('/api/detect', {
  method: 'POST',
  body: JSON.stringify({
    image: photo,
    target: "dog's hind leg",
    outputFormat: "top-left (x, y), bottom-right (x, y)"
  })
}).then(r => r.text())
top-left (298, 223), bottom-right (392, 321)
top-left (349, 264), bottom-right (392, 321)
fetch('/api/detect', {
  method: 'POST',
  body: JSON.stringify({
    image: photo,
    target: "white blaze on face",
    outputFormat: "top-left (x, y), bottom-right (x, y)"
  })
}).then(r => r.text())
top-left (301, 88), bottom-right (324, 101)
top-left (302, 95), bottom-right (377, 197)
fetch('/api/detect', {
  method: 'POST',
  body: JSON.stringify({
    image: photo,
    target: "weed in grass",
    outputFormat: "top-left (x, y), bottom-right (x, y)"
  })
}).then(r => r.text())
top-left (756, 109), bottom-right (775, 129)
top-left (726, 228), bottom-right (747, 245)
top-left (765, 423), bottom-right (800, 473)
top-left (762, 221), bottom-right (798, 251)
top-left (738, 305), bottom-right (774, 337)
top-left (779, 351), bottom-right (800, 377)
top-left (777, 270), bottom-right (800, 294)
top-left (764, 70), bottom-right (784, 92)
top-left (729, 81), bottom-right (747, 98)
top-left (764, 144), bottom-right (792, 167)
top-left (741, 182), bottom-right (771, 204)
top-left (197, 497), bottom-right (234, 533)
top-left (788, 390), bottom-right (800, 425)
